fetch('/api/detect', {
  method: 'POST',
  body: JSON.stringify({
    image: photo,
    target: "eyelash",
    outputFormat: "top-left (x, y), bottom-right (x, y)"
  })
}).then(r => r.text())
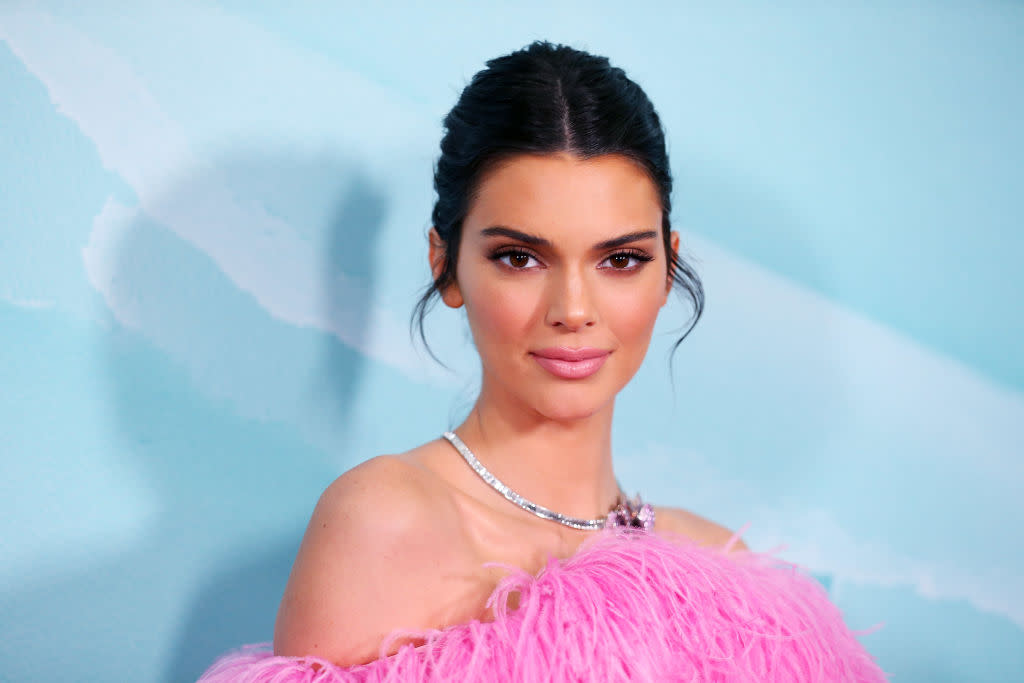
top-left (488, 247), bottom-right (654, 272)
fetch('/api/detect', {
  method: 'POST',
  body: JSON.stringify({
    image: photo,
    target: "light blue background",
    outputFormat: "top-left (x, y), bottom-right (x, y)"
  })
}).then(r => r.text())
top-left (1, 3), bottom-right (1022, 681)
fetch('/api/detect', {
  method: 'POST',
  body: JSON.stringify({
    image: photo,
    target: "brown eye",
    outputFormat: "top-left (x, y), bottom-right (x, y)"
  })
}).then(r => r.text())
top-left (491, 250), bottom-right (541, 269)
top-left (597, 249), bottom-right (653, 271)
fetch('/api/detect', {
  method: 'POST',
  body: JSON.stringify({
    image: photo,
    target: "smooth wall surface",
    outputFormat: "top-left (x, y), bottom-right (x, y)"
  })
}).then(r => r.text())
top-left (2, 3), bottom-right (1022, 681)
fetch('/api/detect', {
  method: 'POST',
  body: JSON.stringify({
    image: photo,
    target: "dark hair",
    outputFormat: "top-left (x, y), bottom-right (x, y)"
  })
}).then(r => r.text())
top-left (412, 40), bottom-right (704, 366)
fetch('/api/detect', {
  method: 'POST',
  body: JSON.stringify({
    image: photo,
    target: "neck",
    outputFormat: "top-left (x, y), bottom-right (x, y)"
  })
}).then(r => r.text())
top-left (452, 376), bottom-right (621, 522)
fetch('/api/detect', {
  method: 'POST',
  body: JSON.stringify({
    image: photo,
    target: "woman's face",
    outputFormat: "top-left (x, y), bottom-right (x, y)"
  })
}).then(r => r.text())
top-left (432, 152), bottom-right (678, 421)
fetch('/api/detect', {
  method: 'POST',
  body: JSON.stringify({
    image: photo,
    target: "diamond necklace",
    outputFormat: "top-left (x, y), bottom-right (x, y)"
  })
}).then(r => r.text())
top-left (441, 431), bottom-right (655, 531)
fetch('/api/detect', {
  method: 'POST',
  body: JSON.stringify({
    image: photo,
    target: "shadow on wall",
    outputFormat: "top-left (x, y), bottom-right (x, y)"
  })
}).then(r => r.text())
top-left (0, 151), bottom-right (388, 683)
top-left (160, 160), bottom-right (391, 683)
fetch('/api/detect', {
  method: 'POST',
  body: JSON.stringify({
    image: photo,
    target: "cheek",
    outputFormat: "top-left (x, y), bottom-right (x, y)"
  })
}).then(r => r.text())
top-left (603, 282), bottom-right (665, 344)
top-left (463, 278), bottom-right (540, 351)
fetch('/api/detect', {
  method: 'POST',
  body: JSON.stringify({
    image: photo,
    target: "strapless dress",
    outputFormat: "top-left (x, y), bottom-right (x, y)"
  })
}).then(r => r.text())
top-left (196, 526), bottom-right (886, 682)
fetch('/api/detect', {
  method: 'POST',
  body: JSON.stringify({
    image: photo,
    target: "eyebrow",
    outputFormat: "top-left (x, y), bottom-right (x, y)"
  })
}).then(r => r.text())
top-left (480, 226), bottom-right (658, 250)
top-left (594, 230), bottom-right (659, 250)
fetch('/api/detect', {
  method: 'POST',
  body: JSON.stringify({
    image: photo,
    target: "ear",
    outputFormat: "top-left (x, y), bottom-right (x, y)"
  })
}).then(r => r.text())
top-left (428, 227), bottom-right (464, 309)
top-left (663, 230), bottom-right (680, 304)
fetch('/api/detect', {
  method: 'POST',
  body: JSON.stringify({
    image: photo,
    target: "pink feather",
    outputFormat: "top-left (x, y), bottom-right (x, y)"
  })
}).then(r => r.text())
top-left (197, 528), bottom-right (887, 681)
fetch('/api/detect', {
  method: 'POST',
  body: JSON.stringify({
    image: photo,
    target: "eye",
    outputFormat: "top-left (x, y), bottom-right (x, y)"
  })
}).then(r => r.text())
top-left (491, 249), bottom-right (542, 270)
top-left (598, 249), bottom-right (654, 271)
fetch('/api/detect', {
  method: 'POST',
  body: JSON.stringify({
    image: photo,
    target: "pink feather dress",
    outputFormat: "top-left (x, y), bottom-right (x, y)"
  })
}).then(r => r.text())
top-left (195, 527), bottom-right (887, 681)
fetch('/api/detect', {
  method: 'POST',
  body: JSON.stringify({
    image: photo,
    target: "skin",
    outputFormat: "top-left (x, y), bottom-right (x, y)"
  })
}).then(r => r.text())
top-left (273, 152), bottom-right (747, 667)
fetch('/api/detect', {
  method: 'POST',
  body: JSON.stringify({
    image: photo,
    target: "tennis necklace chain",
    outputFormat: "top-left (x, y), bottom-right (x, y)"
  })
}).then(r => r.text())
top-left (441, 431), bottom-right (655, 531)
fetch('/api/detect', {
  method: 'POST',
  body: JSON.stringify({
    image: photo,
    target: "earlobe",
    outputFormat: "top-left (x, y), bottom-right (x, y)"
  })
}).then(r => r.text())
top-left (441, 285), bottom-right (464, 309)
top-left (428, 227), bottom-right (464, 309)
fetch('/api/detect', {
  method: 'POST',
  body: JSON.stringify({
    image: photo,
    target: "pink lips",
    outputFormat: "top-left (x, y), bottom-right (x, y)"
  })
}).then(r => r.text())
top-left (531, 347), bottom-right (610, 379)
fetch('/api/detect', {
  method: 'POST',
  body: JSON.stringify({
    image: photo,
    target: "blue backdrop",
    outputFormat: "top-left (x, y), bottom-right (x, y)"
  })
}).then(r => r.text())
top-left (1, 3), bottom-right (1022, 681)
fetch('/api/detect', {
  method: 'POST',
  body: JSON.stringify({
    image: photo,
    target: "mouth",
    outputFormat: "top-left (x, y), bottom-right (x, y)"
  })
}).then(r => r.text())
top-left (530, 348), bottom-right (611, 380)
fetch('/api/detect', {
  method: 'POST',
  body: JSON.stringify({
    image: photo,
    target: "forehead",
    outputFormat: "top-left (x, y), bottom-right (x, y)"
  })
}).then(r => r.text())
top-left (464, 153), bottom-right (662, 240)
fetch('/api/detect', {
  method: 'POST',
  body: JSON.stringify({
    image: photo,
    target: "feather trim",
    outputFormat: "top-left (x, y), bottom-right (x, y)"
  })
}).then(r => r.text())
top-left (197, 528), bottom-right (887, 682)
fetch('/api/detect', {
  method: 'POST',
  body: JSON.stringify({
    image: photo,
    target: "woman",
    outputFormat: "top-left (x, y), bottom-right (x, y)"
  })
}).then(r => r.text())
top-left (198, 41), bottom-right (886, 681)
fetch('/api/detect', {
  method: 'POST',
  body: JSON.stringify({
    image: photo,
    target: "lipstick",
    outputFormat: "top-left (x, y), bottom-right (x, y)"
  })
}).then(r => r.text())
top-left (530, 347), bottom-right (610, 380)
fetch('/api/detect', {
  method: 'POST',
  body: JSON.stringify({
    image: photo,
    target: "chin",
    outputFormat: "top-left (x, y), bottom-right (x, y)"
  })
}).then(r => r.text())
top-left (532, 391), bottom-right (613, 423)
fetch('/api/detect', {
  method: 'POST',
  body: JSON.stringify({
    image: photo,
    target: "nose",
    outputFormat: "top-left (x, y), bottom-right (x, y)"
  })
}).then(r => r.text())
top-left (544, 266), bottom-right (598, 331)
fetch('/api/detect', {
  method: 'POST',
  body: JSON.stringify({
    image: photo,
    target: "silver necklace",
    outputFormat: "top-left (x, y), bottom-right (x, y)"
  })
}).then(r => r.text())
top-left (442, 431), bottom-right (655, 531)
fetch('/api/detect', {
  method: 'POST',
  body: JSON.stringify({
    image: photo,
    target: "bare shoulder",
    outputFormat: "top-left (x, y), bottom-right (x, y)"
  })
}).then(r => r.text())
top-left (653, 504), bottom-right (749, 553)
top-left (274, 451), bottom-right (476, 666)
top-left (315, 453), bottom-right (459, 532)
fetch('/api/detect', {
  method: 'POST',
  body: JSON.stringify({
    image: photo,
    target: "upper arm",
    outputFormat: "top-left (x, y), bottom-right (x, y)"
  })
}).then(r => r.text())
top-left (692, 514), bottom-right (749, 552)
top-left (718, 524), bottom-right (749, 552)
top-left (657, 506), bottom-right (749, 553)
top-left (273, 456), bottom-right (470, 666)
